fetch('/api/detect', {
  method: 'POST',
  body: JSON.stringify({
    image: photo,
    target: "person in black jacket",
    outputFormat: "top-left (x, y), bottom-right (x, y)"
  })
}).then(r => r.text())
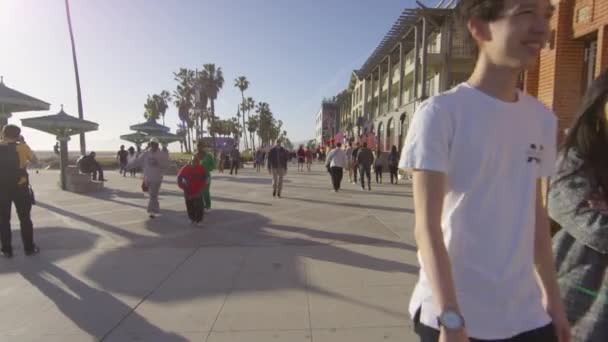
top-left (351, 142), bottom-right (360, 184)
top-left (267, 139), bottom-right (288, 198)
top-left (0, 125), bottom-right (39, 258)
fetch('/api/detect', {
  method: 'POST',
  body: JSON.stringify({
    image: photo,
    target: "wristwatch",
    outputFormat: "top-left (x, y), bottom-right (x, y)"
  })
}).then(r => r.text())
top-left (437, 310), bottom-right (465, 331)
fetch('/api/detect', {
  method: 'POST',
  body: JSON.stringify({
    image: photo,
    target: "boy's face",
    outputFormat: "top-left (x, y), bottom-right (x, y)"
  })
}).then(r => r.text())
top-left (476, 0), bottom-right (553, 70)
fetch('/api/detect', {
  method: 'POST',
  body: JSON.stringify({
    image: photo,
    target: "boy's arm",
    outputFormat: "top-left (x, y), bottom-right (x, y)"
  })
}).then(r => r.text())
top-left (412, 170), bottom-right (463, 319)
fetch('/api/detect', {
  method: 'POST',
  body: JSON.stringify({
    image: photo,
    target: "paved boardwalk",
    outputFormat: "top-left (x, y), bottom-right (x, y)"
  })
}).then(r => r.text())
top-left (0, 163), bottom-right (419, 341)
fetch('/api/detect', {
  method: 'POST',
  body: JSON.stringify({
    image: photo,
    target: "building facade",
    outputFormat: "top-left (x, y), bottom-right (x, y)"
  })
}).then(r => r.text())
top-left (525, 0), bottom-right (608, 136)
top-left (314, 100), bottom-right (339, 146)
top-left (344, 3), bottom-right (476, 152)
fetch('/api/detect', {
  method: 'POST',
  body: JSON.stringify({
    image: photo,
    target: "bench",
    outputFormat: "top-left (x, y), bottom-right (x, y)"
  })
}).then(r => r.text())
top-left (62, 165), bottom-right (104, 193)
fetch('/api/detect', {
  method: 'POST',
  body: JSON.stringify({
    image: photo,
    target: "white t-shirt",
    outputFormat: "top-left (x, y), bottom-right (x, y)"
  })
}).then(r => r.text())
top-left (326, 148), bottom-right (347, 168)
top-left (399, 83), bottom-right (557, 340)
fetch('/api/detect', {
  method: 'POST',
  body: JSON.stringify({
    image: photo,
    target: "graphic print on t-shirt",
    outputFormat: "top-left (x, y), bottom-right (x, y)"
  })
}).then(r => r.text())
top-left (526, 144), bottom-right (544, 164)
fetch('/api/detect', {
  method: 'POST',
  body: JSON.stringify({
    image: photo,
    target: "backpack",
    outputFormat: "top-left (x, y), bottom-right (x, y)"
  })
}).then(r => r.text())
top-left (0, 142), bottom-right (20, 189)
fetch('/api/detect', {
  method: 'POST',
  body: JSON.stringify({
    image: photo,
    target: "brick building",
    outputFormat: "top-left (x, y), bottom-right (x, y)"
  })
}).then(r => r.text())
top-left (525, 0), bottom-right (608, 135)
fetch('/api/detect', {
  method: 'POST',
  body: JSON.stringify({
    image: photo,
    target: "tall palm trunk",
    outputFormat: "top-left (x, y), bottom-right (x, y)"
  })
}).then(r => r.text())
top-left (65, 0), bottom-right (86, 155)
top-left (184, 119), bottom-right (192, 153)
top-left (210, 100), bottom-right (217, 157)
top-left (240, 93), bottom-right (248, 150)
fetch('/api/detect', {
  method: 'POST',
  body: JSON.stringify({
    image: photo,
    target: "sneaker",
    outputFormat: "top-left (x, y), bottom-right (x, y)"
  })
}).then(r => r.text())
top-left (25, 246), bottom-right (40, 256)
top-left (1, 250), bottom-right (13, 258)
top-left (149, 214), bottom-right (156, 219)
top-left (273, 191), bottom-right (276, 197)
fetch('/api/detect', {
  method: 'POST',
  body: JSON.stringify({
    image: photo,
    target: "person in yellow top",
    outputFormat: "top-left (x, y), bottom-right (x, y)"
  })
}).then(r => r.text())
top-left (16, 135), bottom-right (37, 185)
top-left (0, 124), bottom-right (39, 258)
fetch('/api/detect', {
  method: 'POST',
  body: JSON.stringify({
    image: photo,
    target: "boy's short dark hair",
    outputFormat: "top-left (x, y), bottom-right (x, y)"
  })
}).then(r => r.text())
top-left (457, 0), bottom-right (505, 25)
top-left (2, 124), bottom-right (21, 140)
top-left (336, 142), bottom-right (342, 148)
top-left (455, 0), bottom-right (505, 54)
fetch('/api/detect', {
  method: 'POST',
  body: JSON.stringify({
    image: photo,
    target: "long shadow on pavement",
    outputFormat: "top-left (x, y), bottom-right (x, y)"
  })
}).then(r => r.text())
top-left (21, 260), bottom-right (188, 341)
top-left (35, 200), bottom-right (417, 327)
top-left (281, 195), bottom-right (413, 213)
top-left (0, 227), bottom-right (187, 341)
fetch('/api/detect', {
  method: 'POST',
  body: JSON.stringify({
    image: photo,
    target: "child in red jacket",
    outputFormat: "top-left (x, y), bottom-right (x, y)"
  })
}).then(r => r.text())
top-left (177, 156), bottom-right (207, 225)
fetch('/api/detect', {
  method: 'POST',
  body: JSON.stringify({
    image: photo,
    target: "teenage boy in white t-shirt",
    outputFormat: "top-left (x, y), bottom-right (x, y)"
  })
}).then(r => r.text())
top-left (400, 1), bottom-right (570, 341)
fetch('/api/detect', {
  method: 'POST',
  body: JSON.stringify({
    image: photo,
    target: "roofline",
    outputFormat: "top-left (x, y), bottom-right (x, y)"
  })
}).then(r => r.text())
top-left (355, 1), bottom-right (459, 79)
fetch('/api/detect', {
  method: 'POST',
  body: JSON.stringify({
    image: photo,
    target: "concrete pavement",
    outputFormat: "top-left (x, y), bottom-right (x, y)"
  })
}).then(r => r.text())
top-left (0, 163), bottom-right (419, 341)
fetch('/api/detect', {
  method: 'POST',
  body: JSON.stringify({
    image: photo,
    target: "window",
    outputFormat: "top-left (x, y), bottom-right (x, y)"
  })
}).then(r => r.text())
top-left (582, 39), bottom-right (597, 92)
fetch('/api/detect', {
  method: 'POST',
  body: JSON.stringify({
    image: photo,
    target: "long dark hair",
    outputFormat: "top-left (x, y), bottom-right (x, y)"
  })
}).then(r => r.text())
top-left (560, 69), bottom-right (608, 196)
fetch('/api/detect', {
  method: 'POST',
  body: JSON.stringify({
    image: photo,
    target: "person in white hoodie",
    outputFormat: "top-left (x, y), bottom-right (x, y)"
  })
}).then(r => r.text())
top-left (325, 142), bottom-right (347, 192)
top-left (127, 138), bottom-right (169, 218)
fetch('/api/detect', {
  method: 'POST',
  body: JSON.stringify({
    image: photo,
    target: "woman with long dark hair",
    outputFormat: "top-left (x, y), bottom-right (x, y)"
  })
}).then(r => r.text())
top-left (548, 70), bottom-right (608, 341)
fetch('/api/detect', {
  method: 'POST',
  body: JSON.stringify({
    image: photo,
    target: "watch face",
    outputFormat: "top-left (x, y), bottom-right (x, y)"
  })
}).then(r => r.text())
top-left (441, 311), bottom-right (464, 330)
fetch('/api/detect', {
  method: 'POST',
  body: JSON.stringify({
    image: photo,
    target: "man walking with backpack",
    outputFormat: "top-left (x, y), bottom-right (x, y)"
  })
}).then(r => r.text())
top-left (0, 125), bottom-right (39, 258)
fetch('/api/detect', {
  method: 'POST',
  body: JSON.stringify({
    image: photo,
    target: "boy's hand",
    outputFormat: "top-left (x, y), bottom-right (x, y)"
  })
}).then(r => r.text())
top-left (439, 328), bottom-right (469, 342)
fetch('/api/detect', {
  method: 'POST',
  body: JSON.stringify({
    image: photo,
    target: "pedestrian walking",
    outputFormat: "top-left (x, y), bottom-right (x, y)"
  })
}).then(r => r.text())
top-left (127, 138), bottom-right (169, 218)
top-left (400, 1), bottom-right (570, 341)
top-left (297, 145), bottom-right (306, 172)
top-left (218, 150), bottom-right (226, 173)
top-left (373, 148), bottom-right (385, 184)
top-left (255, 149), bottom-right (264, 173)
top-left (177, 155), bottom-right (207, 225)
top-left (352, 142), bottom-right (360, 184)
top-left (325, 142), bottom-right (346, 192)
top-left (548, 70), bottom-right (608, 342)
top-left (127, 147), bottom-right (138, 177)
top-left (345, 142), bottom-right (354, 183)
top-left (196, 141), bottom-right (216, 210)
top-left (0, 125), bottom-right (39, 258)
top-left (267, 139), bottom-right (288, 198)
top-left (356, 142), bottom-right (373, 191)
top-left (305, 147), bottom-right (314, 171)
top-left (229, 146), bottom-right (240, 175)
top-left (388, 145), bottom-right (399, 185)
top-left (116, 145), bottom-right (129, 177)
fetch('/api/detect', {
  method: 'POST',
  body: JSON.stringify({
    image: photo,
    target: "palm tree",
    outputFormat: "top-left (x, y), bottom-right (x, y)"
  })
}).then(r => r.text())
top-left (159, 90), bottom-right (170, 126)
top-left (245, 97), bottom-right (255, 150)
top-left (247, 115), bottom-right (259, 150)
top-left (193, 70), bottom-right (208, 141)
top-left (173, 68), bottom-right (195, 153)
top-left (200, 64), bottom-right (224, 155)
top-left (64, 0), bottom-right (86, 154)
top-left (176, 122), bottom-right (187, 153)
top-left (234, 76), bottom-right (249, 150)
top-left (256, 102), bottom-right (274, 146)
top-left (143, 95), bottom-right (160, 121)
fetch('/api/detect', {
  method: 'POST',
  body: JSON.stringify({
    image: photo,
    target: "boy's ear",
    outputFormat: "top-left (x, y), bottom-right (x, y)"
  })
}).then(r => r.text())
top-left (467, 17), bottom-right (491, 47)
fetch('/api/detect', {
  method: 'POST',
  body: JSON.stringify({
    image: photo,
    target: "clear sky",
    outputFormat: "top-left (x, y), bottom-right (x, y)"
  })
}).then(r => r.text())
top-left (0, 0), bottom-right (438, 151)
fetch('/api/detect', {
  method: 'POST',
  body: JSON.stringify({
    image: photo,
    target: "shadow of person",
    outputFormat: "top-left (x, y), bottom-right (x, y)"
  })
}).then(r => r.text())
top-left (83, 209), bottom-right (417, 322)
top-left (0, 227), bottom-right (98, 273)
top-left (20, 261), bottom-right (188, 341)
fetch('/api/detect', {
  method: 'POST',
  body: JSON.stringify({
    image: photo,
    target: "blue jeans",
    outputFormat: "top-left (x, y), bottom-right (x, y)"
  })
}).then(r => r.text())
top-left (359, 165), bottom-right (371, 189)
